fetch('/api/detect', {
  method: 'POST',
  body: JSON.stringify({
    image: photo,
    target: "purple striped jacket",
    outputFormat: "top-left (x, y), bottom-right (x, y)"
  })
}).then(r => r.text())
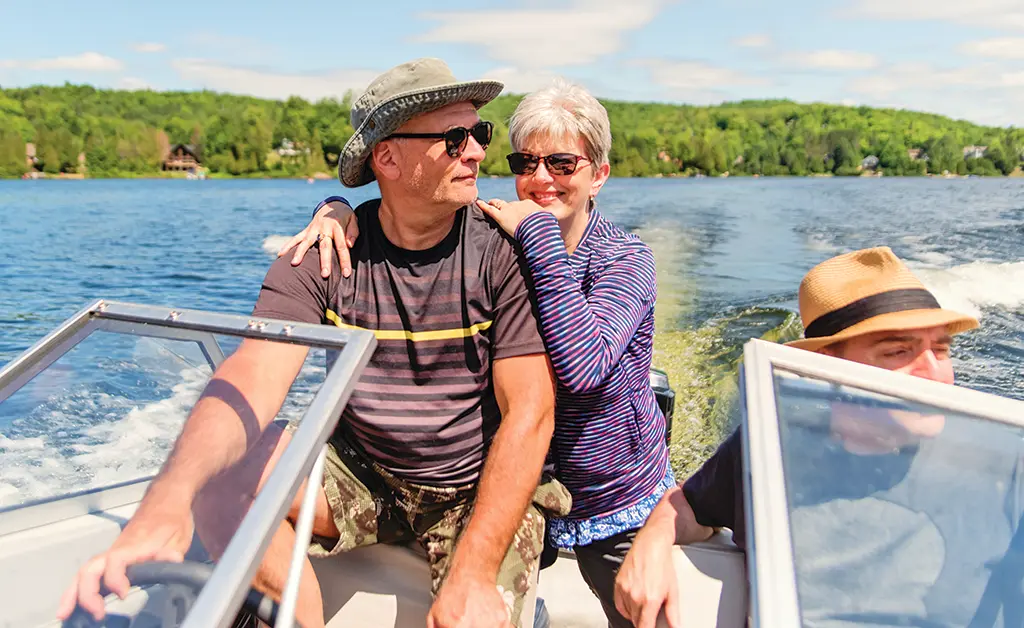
top-left (515, 210), bottom-right (670, 519)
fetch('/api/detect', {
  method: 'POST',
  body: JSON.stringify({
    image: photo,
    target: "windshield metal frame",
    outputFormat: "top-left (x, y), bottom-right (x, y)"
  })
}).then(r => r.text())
top-left (741, 337), bottom-right (1024, 628)
top-left (0, 299), bottom-right (376, 627)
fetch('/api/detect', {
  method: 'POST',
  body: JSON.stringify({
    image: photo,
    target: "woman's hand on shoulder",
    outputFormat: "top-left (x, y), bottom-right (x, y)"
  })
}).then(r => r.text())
top-left (475, 198), bottom-right (547, 237)
top-left (277, 199), bottom-right (360, 278)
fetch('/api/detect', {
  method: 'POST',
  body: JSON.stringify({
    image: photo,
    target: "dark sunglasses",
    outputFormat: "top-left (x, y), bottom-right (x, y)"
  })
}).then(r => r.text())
top-left (506, 152), bottom-right (591, 176)
top-left (387, 120), bottom-right (493, 158)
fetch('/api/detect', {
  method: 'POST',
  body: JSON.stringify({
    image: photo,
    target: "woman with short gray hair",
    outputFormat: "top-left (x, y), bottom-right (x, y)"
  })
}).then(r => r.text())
top-left (284, 79), bottom-right (673, 628)
top-left (508, 78), bottom-right (613, 173)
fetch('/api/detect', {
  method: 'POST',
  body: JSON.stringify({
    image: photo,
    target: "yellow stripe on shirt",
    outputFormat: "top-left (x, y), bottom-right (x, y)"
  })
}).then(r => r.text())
top-left (325, 308), bottom-right (493, 342)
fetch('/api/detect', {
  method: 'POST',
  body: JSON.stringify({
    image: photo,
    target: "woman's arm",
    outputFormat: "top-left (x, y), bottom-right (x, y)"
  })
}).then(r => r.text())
top-left (513, 211), bottom-right (657, 393)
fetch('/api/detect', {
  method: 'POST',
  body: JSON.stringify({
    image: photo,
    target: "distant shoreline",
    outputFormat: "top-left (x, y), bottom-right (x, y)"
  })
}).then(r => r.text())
top-left (9, 171), bottom-right (1024, 181)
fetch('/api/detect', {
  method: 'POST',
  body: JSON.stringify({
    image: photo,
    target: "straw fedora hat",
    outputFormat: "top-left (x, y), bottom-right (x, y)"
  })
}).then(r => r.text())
top-left (338, 58), bottom-right (503, 188)
top-left (786, 247), bottom-right (978, 352)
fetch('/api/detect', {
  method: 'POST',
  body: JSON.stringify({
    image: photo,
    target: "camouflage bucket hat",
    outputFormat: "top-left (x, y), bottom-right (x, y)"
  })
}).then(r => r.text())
top-left (338, 58), bottom-right (504, 187)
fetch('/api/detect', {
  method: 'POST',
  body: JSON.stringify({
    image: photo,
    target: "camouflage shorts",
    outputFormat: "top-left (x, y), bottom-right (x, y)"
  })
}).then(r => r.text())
top-left (309, 436), bottom-right (572, 627)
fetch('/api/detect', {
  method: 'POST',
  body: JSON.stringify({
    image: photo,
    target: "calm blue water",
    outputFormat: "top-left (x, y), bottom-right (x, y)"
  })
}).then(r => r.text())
top-left (1, 178), bottom-right (1022, 504)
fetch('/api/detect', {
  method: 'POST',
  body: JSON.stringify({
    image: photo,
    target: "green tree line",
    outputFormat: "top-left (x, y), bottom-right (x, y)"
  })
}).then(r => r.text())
top-left (2, 83), bottom-right (1023, 179)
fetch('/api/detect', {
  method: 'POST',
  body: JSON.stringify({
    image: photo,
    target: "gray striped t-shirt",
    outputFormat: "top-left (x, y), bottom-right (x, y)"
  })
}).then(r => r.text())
top-left (252, 200), bottom-right (547, 486)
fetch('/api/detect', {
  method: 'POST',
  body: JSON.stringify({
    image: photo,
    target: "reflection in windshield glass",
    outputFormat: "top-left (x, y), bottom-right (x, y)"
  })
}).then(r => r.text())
top-left (0, 328), bottom-right (326, 509)
top-left (773, 371), bottom-right (1024, 628)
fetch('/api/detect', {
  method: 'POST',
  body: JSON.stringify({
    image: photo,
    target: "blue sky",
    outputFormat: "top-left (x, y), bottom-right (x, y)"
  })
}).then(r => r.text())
top-left (3, 0), bottom-right (1024, 126)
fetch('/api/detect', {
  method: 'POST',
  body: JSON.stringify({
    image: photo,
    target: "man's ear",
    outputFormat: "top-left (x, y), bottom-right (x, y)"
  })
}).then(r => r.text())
top-left (371, 141), bottom-right (402, 181)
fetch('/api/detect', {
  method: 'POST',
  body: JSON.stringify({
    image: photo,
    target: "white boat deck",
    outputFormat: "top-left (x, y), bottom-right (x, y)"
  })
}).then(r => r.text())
top-left (0, 488), bottom-right (747, 628)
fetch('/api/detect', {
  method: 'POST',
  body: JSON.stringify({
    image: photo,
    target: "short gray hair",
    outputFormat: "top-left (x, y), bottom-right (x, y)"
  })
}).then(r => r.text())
top-left (508, 78), bottom-right (612, 166)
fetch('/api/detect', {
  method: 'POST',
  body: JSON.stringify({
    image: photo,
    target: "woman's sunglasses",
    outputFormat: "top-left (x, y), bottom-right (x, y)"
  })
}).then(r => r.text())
top-left (387, 120), bottom-right (493, 158)
top-left (506, 152), bottom-right (591, 176)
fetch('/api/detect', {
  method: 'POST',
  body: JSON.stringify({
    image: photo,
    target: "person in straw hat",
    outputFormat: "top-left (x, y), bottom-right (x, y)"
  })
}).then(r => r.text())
top-left (610, 246), bottom-right (1016, 628)
top-left (58, 58), bottom-right (570, 628)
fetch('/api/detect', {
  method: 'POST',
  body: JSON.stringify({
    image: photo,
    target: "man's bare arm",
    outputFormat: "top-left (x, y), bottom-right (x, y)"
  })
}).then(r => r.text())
top-left (426, 353), bottom-right (556, 626)
top-left (450, 352), bottom-right (555, 577)
top-left (141, 338), bottom-right (310, 509)
top-left (57, 338), bottom-right (310, 621)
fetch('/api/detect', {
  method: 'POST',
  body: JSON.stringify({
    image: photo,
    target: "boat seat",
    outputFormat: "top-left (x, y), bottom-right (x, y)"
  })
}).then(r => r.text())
top-left (315, 542), bottom-right (539, 627)
top-left (672, 530), bottom-right (748, 628)
top-left (314, 530), bottom-right (747, 628)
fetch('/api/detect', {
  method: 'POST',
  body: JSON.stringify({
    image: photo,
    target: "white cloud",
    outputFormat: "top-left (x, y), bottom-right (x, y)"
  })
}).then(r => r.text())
top-left (480, 67), bottom-right (572, 95)
top-left (637, 59), bottom-right (769, 89)
top-left (1000, 71), bottom-right (1024, 87)
top-left (845, 61), bottom-right (1024, 125)
top-left (0, 52), bottom-right (123, 72)
top-left (170, 58), bottom-right (379, 101)
top-left (848, 0), bottom-right (1024, 30)
top-left (846, 74), bottom-right (903, 100)
top-left (959, 37), bottom-right (1024, 59)
top-left (414, 0), bottom-right (674, 68)
top-left (632, 58), bottom-right (770, 103)
top-left (848, 62), bottom-right (991, 99)
top-left (786, 49), bottom-right (880, 71)
top-left (734, 34), bottom-right (772, 48)
top-left (119, 77), bottom-right (152, 90)
top-left (131, 42), bottom-right (166, 54)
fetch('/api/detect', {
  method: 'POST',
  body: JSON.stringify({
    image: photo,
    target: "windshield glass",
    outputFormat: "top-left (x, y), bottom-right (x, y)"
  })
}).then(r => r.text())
top-left (772, 370), bottom-right (1024, 628)
top-left (0, 328), bottom-right (325, 508)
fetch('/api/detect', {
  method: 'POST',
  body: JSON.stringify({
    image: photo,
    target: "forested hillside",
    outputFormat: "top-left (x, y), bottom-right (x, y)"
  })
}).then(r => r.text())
top-left (2, 84), bottom-right (1022, 178)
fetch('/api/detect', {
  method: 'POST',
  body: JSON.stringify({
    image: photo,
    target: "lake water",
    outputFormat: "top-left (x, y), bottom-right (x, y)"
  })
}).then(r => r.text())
top-left (1, 177), bottom-right (1022, 505)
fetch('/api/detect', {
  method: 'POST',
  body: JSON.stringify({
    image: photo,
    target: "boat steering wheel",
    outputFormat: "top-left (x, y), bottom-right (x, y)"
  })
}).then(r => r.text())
top-left (61, 560), bottom-right (283, 627)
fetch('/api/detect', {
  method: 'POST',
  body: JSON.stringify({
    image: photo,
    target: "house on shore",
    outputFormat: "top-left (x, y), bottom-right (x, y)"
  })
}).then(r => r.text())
top-left (22, 143), bottom-right (85, 176)
top-left (25, 143), bottom-right (37, 170)
top-left (163, 144), bottom-right (201, 171)
top-left (277, 138), bottom-right (308, 157)
top-left (963, 145), bottom-right (988, 159)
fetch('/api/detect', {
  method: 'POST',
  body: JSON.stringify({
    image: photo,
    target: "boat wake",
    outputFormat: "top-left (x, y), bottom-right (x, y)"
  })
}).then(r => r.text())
top-left (262, 235), bottom-right (294, 256)
top-left (0, 356), bottom-right (324, 509)
top-left (914, 260), bottom-right (1024, 320)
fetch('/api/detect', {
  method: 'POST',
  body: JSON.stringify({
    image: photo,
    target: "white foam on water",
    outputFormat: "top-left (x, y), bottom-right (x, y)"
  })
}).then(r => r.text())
top-left (894, 232), bottom-right (952, 269)
top-left (914, 260), bottom-right (1024, 320)
top-left (805, 233), bottom-right (839, 253)
top-left (0, 435), bottom-right (46, 451)
top-left (0, 356), bottom-right (326, 509)
top-left (0, 366), bottom-right (206, 508)
top-left (262, 235), bottom-right (293, 255)
top-left (68, 368), bottom-right (209, 488)
top-left (909, 251), bottom-right (954, 269)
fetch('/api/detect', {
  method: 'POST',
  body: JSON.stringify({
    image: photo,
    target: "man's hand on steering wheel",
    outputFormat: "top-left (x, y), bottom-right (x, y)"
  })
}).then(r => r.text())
top-left (56, 505), bottom-right (193, 622)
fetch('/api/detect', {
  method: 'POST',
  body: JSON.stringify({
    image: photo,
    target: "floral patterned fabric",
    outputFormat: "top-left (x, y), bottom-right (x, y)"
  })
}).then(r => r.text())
top-left (548, 466), bottom-right (676, 549)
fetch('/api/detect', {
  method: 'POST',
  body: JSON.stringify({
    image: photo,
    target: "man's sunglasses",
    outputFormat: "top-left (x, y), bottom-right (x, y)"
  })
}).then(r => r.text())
top-left (506, 152), bottom-right (591, 176)
top-left (387, 120), bottom-right (493, 158)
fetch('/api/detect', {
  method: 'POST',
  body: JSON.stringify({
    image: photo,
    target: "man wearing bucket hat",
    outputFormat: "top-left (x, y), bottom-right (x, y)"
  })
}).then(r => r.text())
top-left (612, 246), bottom-right (996, 627)
top-left (58, 58), bottom-right (569, 628)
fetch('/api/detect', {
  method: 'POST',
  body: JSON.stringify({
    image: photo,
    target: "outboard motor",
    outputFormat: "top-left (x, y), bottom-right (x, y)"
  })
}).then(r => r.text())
top-left (649, 367), bottom-right (675, 445)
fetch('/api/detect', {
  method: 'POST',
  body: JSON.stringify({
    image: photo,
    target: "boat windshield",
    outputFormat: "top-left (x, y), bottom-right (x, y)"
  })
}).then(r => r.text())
top-left (0, 300), bottom-right (375, 628)
top-left (746, 345), bottom-right (1024, 628)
